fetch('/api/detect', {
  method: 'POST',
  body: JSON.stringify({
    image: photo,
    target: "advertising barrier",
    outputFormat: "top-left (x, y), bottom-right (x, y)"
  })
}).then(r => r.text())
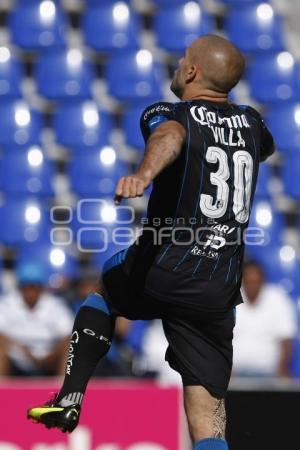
top-left (0, 380), bottom-right (185, 450)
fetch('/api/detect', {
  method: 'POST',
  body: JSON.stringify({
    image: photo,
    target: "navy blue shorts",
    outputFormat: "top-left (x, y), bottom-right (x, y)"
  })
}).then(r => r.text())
top-left (102, 246), bottom-right (235, 398)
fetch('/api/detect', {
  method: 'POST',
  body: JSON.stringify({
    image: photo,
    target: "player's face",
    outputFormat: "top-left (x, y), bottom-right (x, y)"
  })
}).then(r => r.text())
top-left (171, 50), bottom-right (190, 98)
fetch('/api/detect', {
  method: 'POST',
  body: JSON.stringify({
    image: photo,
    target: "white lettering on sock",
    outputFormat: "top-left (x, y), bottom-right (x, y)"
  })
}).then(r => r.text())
top-left (66, 331), bottom-right (79, 376)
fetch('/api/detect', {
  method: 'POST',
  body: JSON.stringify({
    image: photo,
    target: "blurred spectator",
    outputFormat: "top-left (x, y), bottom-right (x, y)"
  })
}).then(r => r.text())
top-left (233, 261), bottom-right (297, 377)
top-left (71, 266), bottom-right (100, 314)
top-left (0, 262), bottom-right (73, 376)
top-left (136, 319), bottom-right (181, 384)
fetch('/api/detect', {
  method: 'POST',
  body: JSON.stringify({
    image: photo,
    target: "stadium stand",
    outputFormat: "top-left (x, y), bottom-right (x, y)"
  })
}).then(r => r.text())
top-left (225, 3), bottom-right (284, 54)
top-left (282, 154), bottom-right (300, 199)
top-left (8, 1), bottom-right (67, 51)
top-left (0, 147), bottom-right (55, 197)
top-left (35, 48), bottom-right (95, 100)
top-left (0, 46), bottom-right (23, 98)
top-left (82, 2), bottom-right (141, 52)
top-left (104, 49), bottom-right (165, 103)
top-left (0, 197), bottom-right (51, 246)
top-left (247, 51), bottom-right (300, 104)
top-left (154, 2), bottom-right (215, 53)
top-left (0, 100), bottom-right (43, 148)
top-left (17, 242), bottom-right (80, 283)
top-left (53, 101), bottom-right (113, 149)
top-left (68, 146), bottom-right (129, 197)
top-left (266, 102), bottom-right (300, 153)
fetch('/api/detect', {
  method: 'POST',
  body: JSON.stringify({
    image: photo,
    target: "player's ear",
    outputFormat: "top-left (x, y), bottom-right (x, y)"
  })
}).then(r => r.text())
top-left (186, 64), bottom-right (197, 83)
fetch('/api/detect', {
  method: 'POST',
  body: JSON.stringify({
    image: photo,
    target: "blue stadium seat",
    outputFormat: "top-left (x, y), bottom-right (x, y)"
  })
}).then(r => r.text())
top-left (18, 243), bottom-right (79, 282)
top-left (152, 0), bottom-right (195, 4)
top-left (246, 201), bottom-right (284, 256)
top-left (53, 101), bottom-right (113, 149)
top-left (35, 49), bottom-right (95, 101)
top-left (0, 197), bottom-right (51, 246)
top-left (82, 2), bottom-right (140, 52)
top-left (225, 3), bottom-right (284, 54)
top-left (154, 2), bottom-right (214, 53)
top-left (9, 1), bottom-right (67, 51)
top-left (68, 146), bottom-right (129, 197)
top-left (71, 198), bottom-right (133, 251)
top-left (0, 100), bottom-right (43, 148)
top-left (0, 47), bottom-right (23, 98)
top-left (105, 50), bottom-right (165, 103)
top-left (85, 0), bottom-right (130, 5)
top-left (122, 104), bottom-right (148, 150)
top-left (266, 103), bottom-right (300, 153)
top-left (0, 146), bottom-right (54, 197)
top-left (14, 0), bottom-right (61, 2)
top-left (247, 52), bottom-right (299, 104)
top-left (282, 155), bottom-right (300, 200)
top-left (220, 0), bottom-right (263, 4)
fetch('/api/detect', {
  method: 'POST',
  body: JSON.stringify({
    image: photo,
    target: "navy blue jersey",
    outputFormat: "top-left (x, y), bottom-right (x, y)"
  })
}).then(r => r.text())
top-left (135, 99), bottom-right (274, 311)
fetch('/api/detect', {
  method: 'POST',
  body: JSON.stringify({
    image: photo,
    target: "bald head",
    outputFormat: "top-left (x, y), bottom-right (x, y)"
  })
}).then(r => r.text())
top-left (171, 35), bottom-right (245, 99)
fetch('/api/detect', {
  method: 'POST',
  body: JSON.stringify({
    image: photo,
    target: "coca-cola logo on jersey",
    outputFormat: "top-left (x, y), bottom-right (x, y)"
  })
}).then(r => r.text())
top-left (143, 104), bottom-right (171, 121)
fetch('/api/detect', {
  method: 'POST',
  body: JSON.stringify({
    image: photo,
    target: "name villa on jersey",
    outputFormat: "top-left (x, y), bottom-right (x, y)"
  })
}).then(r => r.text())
top-left (190, 106), bottom-right (250, 148)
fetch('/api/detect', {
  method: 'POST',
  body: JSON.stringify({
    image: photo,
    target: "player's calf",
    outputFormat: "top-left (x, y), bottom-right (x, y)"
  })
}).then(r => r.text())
top-left (184, 386), bottom-right (228, 450)
top-left (56, 291), bottom-right (113, 405)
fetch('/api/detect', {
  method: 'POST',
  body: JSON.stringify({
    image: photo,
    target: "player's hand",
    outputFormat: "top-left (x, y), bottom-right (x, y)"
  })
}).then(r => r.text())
top-left (114, 174), bottom-right (150, 205)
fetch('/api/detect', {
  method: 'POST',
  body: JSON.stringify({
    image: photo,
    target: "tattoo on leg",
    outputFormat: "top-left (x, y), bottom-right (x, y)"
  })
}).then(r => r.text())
top-left (212, 399), bottom-right (226, 439)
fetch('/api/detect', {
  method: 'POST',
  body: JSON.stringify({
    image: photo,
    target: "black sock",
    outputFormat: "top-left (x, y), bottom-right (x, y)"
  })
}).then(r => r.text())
top-left (57, 303), bottom-right (114, 404)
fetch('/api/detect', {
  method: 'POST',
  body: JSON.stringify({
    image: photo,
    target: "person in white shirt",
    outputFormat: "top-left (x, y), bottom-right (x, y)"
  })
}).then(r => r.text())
top-left (233, 261), bottom-right (297, 377)
top-left (0, 262), bottom-right (74, 376)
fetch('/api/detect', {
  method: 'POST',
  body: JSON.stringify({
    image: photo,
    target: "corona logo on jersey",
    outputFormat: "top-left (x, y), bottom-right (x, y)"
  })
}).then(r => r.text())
top-left (190, 106), bottom-right (250, 129)
top-left (190, 105), bottom-right (249, 147)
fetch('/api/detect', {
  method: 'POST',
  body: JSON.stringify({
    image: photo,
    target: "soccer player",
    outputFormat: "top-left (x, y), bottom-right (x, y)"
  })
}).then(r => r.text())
top-left (28, 35), bottom-right (274, 450)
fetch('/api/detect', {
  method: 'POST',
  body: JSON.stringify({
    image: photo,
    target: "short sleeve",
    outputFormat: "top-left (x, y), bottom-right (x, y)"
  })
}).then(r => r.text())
top-left (246, 106), bottom-right (275, 162)
top-left (140, 102), bottom-right (184, 142)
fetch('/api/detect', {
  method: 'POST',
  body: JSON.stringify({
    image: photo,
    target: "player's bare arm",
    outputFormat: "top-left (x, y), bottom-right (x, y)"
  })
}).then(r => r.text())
top-left (114, 120), bottom-right (186, 204)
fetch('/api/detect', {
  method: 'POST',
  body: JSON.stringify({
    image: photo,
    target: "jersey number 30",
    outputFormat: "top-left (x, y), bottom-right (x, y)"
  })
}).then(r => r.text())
top-left (200, 146), bottom-right (253, 223)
